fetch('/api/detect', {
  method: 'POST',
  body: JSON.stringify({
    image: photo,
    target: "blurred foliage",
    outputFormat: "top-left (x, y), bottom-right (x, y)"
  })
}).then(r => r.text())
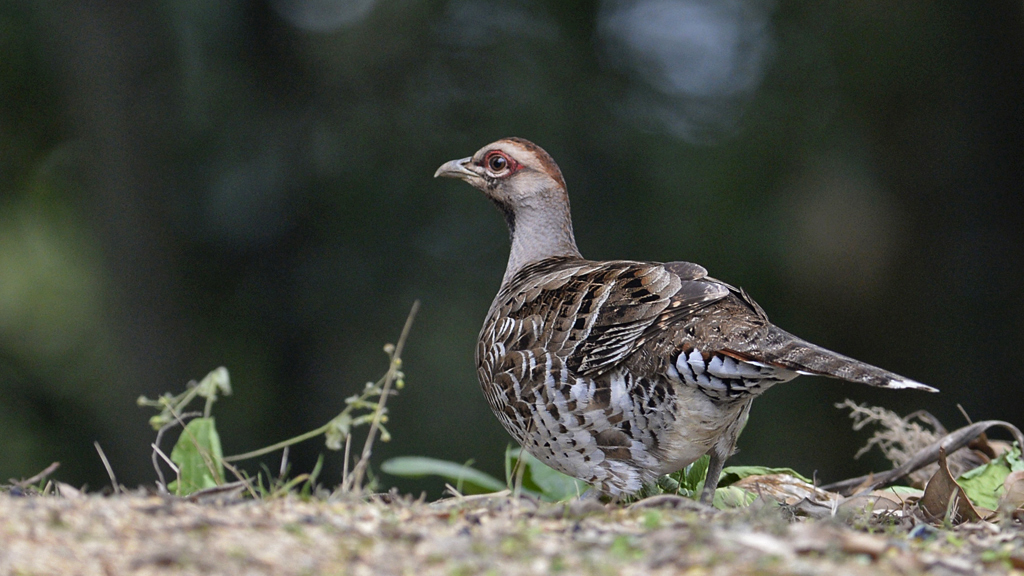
top-left (381, 446), bottom-right (590, 502)
top-left (0, 0), bottom-right (1021, 498)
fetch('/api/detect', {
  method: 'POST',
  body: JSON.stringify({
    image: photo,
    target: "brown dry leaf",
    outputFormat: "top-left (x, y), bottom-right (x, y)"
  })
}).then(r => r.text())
top-left (999, 470), bottom-right (1024, 512)
top-left (838, 486), bottom-right (923, 518)
top-left (986, 439), bottom-right (1017, 458)
top-left (838, 494), bottom-right (899, 516)
top-left (967, 432), bottom-right (997, 460)
top-left (732, 474), bottom-right (839, 506)
top-left (919, 448), bottom-right (982, 524)
top-left (850, 472), bottom-right (876, 495)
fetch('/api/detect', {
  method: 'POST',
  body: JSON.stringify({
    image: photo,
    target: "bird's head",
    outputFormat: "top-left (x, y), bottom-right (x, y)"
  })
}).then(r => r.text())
top-left (435, 137), bottom-right (581, 280)
top-left (434, 137), bottom-right (567, 222)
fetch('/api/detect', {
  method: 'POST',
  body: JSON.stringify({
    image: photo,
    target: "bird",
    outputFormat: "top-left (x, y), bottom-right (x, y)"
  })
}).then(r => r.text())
top-left (434, 137), bottom-right (937, 503)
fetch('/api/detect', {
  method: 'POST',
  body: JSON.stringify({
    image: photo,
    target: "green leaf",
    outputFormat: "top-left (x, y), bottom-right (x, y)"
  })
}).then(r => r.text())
top-left (684, 454), bottom-right (711, 495)
top-left (1006, 448), bottom-right (1024, 472)
top-left (380, 456), bottom-right (506, 494)
top-left (957, 447), bottom-right (1023, 510)
top-left (302, 454), bottom-right (324, 497)
top-left (718, 465), bottom-right (812, 486)
top-left (196, 367), bottom-right (231, 399)
top-left (168, 417), bottom-right (224, 495)
top-left (324, 413), bottom-right (351, 451)
top-left (713, 485), bottom-right (757, 509)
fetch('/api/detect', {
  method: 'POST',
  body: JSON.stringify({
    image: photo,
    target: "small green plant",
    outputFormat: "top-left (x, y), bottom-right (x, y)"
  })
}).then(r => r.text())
top-left (642, 454), bottom-right (711, 499)
top-left (380, 456), bottom-right (507, 495)
top-left (382, 445), bottom-right (588, 502)
top-left (622, 455), bottom-right (787, 508)
top-left (138, 301), bottom-right (419, 497)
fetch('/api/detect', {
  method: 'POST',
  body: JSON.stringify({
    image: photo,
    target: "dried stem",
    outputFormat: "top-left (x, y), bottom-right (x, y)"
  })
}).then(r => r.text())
top-left (12, 462), bottom-right (60, 489)
top-left (341, 433), bottom-right (352, 489)
top-left (152, 443), bottom-right (181, 491)
top-left (150, 411), bottom-right (202, 492)
top-left (94, 442), bottom-right (120, 494)
top-left (347, 300), bottom-right (419, 493)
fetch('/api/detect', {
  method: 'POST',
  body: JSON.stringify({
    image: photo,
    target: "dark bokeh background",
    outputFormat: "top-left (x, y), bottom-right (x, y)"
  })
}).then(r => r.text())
top-left (1, 0), bottom-right (1021, 496)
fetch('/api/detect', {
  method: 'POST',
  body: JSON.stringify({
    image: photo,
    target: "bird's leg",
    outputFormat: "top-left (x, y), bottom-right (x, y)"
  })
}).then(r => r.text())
top-left (699, 399), bottom-right (752, 504)
top-left (699, 446), bottom-right (727, 504)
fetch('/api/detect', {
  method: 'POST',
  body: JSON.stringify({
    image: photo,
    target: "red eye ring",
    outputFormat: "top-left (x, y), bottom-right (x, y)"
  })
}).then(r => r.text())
top-left (484, 151), bottom-right (517, 175)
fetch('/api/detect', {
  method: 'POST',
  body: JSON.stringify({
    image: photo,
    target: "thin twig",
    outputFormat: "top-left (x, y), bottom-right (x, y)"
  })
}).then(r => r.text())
top-left (152, 443), bottom-right (181, 494)
top-left (186, 480), bottom-right (249, 502)
top-left (150, 411), bottom-right (202, 491)
top-left (349, 300), bottom-right (420, 493)
top-left (220, 459), bottom-right (260, 500)
top-left (512, 445), bottom-right (528, 500)
top-left (341, 433), bottom-right (352, 489)
top-left (956, 404), bottom-right (973, 425)
top-left (94, 442), bottom-right (120, 494)
top-left (279, 446), bottom-right (290, 479)
top-left (12, 462), bottom-right (60, 488)
top-left (151, 447), bottom-right (167, 493)
top-left (510, 417), bottom-right (536, 500)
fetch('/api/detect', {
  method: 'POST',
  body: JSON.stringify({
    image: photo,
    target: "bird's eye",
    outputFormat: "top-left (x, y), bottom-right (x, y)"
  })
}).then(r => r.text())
top-left (487, 153), bottom-right (508, 173)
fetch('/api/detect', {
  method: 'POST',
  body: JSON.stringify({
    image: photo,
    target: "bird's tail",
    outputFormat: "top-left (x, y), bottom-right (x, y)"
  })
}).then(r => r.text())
top-left (740, 326), bottom-right (938, 393)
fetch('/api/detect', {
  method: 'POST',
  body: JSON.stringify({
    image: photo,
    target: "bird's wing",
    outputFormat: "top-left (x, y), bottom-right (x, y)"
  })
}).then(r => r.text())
top-left (496, 258), bottom-right (730, 376)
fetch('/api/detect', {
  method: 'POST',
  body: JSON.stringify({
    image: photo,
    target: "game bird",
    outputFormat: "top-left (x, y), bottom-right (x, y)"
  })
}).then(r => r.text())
top-left (434, 137), bottom-right (937, 503)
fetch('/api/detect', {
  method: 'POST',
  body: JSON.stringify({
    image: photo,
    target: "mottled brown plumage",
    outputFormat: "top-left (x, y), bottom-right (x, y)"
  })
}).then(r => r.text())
top-left (435, 138), bottom-right (937, 502)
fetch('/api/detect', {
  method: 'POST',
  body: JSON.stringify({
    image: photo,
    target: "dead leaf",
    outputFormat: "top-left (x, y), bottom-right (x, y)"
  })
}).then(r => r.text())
top-left (999, 470), bottom-right (1024, 512)
top-left (732, 474), bottom-right (839, 506)
top-left (785, 497), bottom-right (835, 519)
top-left (919, 448), bottom-right (982, 525)
top-left (838, 486), bottom-right (922, 517)
top-left (850, 472), bottom-right (876, 495)
top-left (967, 432), bottom-right (996, 460)
top-left (839, 494), bottom-right (900, 515)
top-left (55, 482), bottom-right (83, 499)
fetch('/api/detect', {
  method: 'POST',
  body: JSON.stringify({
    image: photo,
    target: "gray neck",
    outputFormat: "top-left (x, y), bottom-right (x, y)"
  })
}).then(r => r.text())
top-left (501, 189), bottom-right (582, 285)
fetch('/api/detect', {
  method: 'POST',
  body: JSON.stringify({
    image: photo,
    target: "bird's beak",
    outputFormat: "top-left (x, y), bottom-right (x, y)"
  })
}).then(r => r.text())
top-left (434, 157), bottom-right (479, 182)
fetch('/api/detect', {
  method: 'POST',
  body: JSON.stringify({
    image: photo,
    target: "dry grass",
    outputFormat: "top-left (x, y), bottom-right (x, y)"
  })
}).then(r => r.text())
top-left (2, 490), bottom-right (1022, 576)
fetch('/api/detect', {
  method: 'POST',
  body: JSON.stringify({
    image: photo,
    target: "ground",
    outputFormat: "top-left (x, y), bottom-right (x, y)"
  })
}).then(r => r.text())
top-left (1, 490), bottom-right (1021, 576)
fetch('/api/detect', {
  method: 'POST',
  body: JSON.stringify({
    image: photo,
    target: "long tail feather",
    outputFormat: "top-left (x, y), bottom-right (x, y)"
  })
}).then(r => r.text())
top-left (752, 327), bottom-right (938, 393)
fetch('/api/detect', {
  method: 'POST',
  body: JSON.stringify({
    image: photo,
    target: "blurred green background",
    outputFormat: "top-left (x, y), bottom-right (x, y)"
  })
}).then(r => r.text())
top-left (1, 0), bottom-right (1021, 496)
